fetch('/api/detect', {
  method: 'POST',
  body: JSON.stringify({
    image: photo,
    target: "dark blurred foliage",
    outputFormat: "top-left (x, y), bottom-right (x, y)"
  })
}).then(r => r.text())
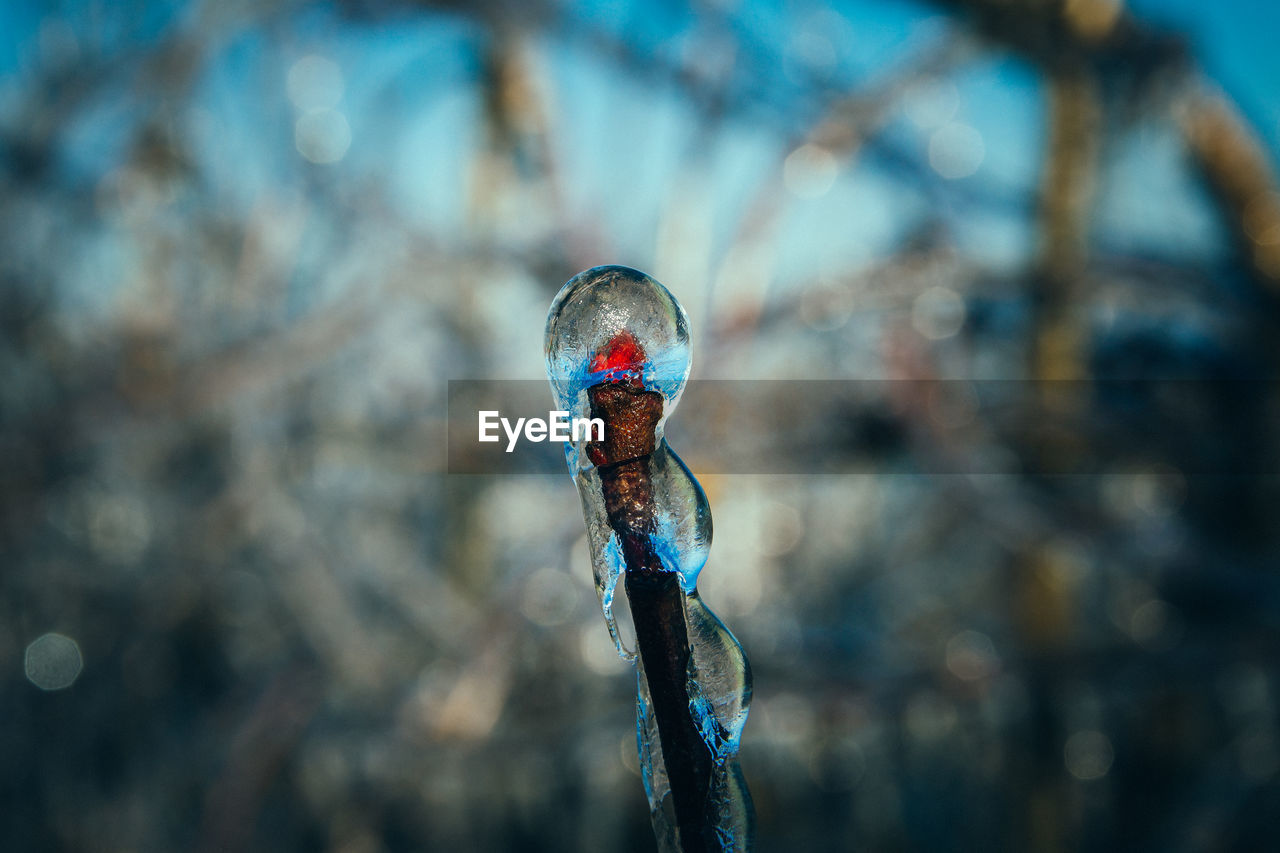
top-left (3, 0), bottom-right (1280, 851)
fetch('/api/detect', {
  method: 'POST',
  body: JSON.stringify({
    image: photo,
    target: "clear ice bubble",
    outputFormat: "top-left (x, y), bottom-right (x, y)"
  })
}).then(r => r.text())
top-left (545, 265), bottom-right (691, 473)
top-left (546, 265), bottom-right (754, 852)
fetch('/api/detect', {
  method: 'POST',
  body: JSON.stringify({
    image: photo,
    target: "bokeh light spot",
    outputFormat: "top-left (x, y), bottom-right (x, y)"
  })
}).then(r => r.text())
top-left (287, 55), bottom-right (345, 112)
top-left (295, 109), bottom-right (352, 164)
top-left (929, 123), bottom-right (985, 179)
top-left (579, 623), bottom-right (627, 675)
top-left (783, 144), bottom-right (838, 199)
top-left (912, 285), bottom-right (966, 339)
top-left (1064, 730), bottom-right (1114, 780)
top-left (88, 491), bottom-right (151, 564)
top-left (758, 501), bottom-right (804, 557)
top-left (1065, 0), bottom-right (1122, 41)
top-left (25, 633), bottom-right (83, 691)
top-left (903, 81), bottom-right (959, 129)
top-left (520, 567), bottom-right (578, 627)
top-left (945, 629), bottom-right (1001, 681)
top-left (798, 283), bottom-right (855, 332)
top-left (1129, 599), bottom-right (1183, 650)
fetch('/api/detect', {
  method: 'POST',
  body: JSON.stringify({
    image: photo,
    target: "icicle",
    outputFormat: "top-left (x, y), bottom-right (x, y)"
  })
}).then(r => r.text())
top-left (546, 265), bottom-right (754, 852)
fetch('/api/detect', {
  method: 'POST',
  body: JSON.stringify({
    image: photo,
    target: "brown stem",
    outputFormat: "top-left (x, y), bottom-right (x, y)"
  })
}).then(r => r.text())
top-left (588, 381), bottom-right (716, 853)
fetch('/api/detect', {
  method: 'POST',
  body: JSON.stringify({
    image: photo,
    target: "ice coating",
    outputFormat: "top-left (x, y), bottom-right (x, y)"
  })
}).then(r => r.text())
top-left (546, 266), bottom-right (691, 474)
top-left (545, 265), bottom-right (754, 852)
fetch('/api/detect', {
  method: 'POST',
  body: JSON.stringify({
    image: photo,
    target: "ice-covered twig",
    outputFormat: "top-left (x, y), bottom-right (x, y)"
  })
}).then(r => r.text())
top-left (546, 266), bottom-right (753, 852)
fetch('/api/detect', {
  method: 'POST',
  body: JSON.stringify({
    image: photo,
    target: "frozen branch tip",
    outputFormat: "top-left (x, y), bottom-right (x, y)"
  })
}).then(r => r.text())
top-left (545, 266), bottom-right (754, 853)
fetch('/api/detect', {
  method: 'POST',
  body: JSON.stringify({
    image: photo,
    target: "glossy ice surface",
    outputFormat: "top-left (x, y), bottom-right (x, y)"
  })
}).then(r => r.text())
top-left (546, 266), bottom-right (754, 851)
top-left (545, 266), bottom-right (691, 468)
